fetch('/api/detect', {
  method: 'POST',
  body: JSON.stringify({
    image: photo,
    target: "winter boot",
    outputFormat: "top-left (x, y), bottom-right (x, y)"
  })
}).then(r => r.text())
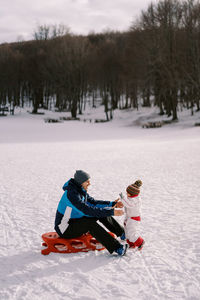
top-left (138, 240), bottom-right (145, 251)
top-left (115, 243), bottom-right (128, 256)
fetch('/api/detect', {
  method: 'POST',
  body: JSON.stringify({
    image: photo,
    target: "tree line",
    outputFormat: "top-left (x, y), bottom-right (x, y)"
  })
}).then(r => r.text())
top-left (0, 0), bottom-right (200, 121)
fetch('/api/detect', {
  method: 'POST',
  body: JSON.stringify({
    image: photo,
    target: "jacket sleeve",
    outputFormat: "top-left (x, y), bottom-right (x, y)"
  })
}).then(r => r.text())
top-left (67, 190), bottom-right (114, 218)
top-left (86, 194), bottom-right (114, 208)
top-left (121, 196), bottom-right (130, 208)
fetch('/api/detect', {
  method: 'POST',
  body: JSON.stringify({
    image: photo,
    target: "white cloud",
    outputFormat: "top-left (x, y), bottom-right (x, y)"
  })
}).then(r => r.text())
top-left (0, 0), bottom-right (152, 43)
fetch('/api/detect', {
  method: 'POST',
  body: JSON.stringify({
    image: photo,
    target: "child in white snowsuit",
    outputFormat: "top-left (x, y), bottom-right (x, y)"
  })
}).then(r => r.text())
top-left (120, 180), bottom-right (145, 250)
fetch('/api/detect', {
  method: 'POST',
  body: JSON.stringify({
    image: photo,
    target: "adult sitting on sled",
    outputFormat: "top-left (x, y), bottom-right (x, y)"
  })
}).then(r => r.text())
top-left (54, 170), bottom-right (128, 256)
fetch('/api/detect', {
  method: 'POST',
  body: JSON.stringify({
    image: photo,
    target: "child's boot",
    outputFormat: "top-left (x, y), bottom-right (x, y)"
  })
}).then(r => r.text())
top-left (138, 240), bottom-right (145, 251)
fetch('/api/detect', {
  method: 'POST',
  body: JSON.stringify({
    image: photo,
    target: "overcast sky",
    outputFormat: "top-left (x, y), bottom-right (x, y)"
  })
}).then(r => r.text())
top-left (0, 0), bottom-right (152, 44)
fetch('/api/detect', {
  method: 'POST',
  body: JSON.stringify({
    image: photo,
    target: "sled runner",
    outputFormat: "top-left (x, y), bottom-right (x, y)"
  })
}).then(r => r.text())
top-left (41, 232), bottom-right (114, 255)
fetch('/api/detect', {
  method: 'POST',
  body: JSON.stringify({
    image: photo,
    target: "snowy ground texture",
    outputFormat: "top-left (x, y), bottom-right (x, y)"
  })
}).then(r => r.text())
top-left (0, 107), bottom-right (200, 300)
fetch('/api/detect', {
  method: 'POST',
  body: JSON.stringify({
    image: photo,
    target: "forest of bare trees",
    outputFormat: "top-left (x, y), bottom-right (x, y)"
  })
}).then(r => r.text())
top-left (0, 0), bottom-right (200, 121)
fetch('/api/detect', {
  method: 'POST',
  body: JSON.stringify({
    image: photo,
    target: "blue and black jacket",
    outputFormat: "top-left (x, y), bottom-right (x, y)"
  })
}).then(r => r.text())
top-left (54, 178), bottom-right (115, 236)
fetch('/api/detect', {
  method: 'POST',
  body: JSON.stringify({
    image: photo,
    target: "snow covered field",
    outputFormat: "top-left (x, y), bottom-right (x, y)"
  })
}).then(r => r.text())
top-left (0, 108), bottom-right (200, 300)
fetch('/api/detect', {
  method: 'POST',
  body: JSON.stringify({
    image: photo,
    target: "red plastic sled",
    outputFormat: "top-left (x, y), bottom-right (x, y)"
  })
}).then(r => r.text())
top-left (41, 232), bottom-right (115, 255)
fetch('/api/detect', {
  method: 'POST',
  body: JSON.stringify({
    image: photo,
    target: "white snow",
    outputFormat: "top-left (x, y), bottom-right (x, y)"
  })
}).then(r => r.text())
top-left (0, 107), bottom-right (200, 300)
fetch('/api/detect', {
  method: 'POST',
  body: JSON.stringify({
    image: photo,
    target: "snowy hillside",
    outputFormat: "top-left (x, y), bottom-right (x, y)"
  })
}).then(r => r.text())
top-left (0, 108), bottom-right (200, 300)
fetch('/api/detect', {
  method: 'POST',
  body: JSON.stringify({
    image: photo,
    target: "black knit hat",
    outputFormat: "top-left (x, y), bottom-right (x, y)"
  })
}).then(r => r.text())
top-left (74, 170), bottom-right (90, 185)
top-left (126, 180), bottom-right (142, 196)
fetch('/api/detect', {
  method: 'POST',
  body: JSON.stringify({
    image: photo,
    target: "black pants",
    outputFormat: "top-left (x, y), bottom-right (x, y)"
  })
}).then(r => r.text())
top-left (62, 216), bottom-right (124, 254)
